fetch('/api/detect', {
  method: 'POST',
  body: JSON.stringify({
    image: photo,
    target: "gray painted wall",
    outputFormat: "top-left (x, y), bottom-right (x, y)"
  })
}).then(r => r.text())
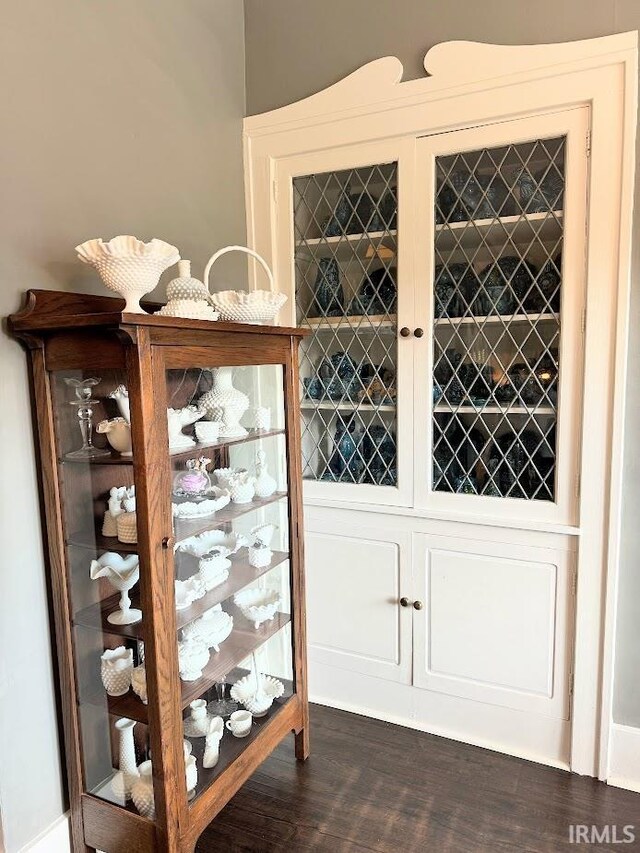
top-left (0, 1), bottom-right (246, 849)
top-left (244, 0), bottom-right (640, 726)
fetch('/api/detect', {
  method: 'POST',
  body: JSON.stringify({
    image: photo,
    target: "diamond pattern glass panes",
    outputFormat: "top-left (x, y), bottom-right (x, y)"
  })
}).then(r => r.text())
top-left (294, 163), bottom-right (398, 487)
top-left (432, 138), bottom-right (564, 501)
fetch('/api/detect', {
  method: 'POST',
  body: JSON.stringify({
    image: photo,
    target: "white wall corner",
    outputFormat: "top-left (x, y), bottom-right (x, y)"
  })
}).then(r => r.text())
top-left (19, 814), bottom-right (70, 853)
top-left (608, 723), bottom-right (640, 793)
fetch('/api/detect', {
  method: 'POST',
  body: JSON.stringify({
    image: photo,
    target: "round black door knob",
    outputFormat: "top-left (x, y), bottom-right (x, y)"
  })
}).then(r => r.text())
top-left (400, 327), bottom-right (411, 338)
top-left (413, 600), bottom-right (424, 610)
top-left (399, 597), bottom-right (411, 607)
top-left (414, 328), bottom-right (424, 338)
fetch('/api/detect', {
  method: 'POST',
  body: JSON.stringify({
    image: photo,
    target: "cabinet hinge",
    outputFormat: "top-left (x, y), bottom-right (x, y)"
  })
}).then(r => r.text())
top-left (586, 130), bottom-right (592, 158)
top-left (272, 179), bottom-right (278, 204)
top-left (571, 568), bottom-right (578, 597)
top-left (569, 671), bottom-right (575, 695)
top-left (575, 470), bottom-right (581, 499)
top-left (581, 307), bottom-right (587, 336)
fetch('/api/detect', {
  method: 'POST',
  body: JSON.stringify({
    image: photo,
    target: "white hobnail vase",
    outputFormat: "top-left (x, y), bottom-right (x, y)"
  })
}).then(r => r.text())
top-left (155, 260), bottom-right (219, 321)
top-left (100, 647), bottom-right (133, 696)
top-left (131, 760), bottom-right (155, 819)
top-left (198, 368), bottom-right (249, 438)
top-left (111, 718), bottom-right (139, 801)
top-left (75, 235), bottom-right (180, 313)
top-left (178, 637), bottom-right (210, 682)
top-left (254, 406), bottom-right (271, 431)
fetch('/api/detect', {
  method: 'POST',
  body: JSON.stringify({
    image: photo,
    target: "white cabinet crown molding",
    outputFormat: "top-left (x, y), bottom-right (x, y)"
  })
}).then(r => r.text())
top-left (244, 33), bottom-right (637, 133)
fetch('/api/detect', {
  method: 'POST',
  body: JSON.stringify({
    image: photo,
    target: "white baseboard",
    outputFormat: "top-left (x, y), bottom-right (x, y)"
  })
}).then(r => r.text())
top-left (20, 814), bottom-right (70, 853)
top-left (309, 661), bottom-right (571, 771)
top-left (608, 723), bottom-right (640, 793)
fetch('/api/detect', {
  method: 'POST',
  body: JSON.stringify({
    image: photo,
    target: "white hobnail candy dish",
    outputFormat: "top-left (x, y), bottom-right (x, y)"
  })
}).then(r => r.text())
top-left (156, 260), bottom-right (220, 321)
top-left (157, 298), bottom-right (220, 320)
top-left (171, 487), bottom-right (230, 519)
top-left (194, 421), bottom-right (222, 443)
top-left (175, 576), bottom-right (206, 610)
top-left (233, 588), bottom-right (281, 629)
top-left (177, 637), bottom-right (210, 682)
top-left (249, 544), bottom-right (273, 568)
top-left (230, 673), bottom-right (284, 717)
top-left (175, 530), bottom-right (246, 559)
top-left (183, 607), bottom-right (233, 651)
top-left (76, 235), bottom-right (180, 313)
top-left (210, 290), bottom-right (288, 325)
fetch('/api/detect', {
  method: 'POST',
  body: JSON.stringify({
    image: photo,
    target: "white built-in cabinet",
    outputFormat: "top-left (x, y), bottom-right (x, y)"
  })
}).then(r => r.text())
top-left (244, 35), bottom-right (638, 776)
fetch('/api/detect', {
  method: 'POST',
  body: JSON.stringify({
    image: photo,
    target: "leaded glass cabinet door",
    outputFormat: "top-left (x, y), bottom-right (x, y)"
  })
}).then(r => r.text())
top-left (415, 110), bottom-right (589, 525)
top-left (276, 140), bottom-right (415, 506)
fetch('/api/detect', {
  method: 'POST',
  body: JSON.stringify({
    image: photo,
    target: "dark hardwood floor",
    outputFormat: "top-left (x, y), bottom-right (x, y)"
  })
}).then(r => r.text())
top-left (197, 704), bottom-right (640, 852)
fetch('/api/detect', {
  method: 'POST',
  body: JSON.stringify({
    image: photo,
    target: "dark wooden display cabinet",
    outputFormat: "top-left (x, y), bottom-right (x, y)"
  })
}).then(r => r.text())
top-left (9, 290), bottom-right (310, 853)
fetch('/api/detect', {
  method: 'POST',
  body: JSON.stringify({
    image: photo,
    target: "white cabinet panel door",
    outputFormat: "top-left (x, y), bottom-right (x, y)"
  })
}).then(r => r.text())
top-left (413, 534), bottom-right (574, 718)
top-left (305, 514), bottom-right (412, 683)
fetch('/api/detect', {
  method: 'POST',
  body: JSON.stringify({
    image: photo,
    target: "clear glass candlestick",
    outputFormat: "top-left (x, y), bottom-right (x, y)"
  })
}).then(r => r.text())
top-left (65, 377), bottom-right (110, 459)
top-left (207, 677), bottom-right (239, 717)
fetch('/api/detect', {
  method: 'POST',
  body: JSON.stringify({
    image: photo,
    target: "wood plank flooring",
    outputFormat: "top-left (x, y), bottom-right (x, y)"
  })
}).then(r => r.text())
top-left (197, 704), bottom-right (640, 852)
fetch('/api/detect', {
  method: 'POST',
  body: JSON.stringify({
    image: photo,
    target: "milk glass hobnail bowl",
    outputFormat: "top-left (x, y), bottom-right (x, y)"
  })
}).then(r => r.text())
top-left (203, 245), bottom-right (287, 325)
top-left (76, 235), bottom-right (180, 313)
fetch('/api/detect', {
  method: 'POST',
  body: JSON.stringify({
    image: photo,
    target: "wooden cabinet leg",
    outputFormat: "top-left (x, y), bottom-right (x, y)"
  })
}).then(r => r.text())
top-left (295, 727), bottom-right (310, 761)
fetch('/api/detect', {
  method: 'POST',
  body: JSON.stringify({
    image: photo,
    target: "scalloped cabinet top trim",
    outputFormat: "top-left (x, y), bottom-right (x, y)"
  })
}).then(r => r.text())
top-left (243, 33), bottom-right (637, 133)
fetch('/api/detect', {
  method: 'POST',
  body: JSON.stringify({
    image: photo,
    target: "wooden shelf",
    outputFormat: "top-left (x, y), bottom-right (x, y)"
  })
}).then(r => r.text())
top-left (169, 428), bottom-right (284, 463)
top-left (86, 609), bottom-right (292, 724)
top-left (435, 210), bottom-right (563, 252)
top-left (68, 493), bottom-right (288, 555)
top-left (61, 429), bottom-right (285, 467)
top-left (68, 531), bottom-right (138, 554)
top-left (73, 550), bottom-right (290, 639)
top-left (434, 404), bottom-right (556, 415)
top-left (173, 492), bottom-right (287, 543)
top-left (189, 676), bottom-right (294, 800)
top-left (434, 312), bottom-right (559, 327)
top-left (300, 401), bottom-right (395, 413)
top-left (62, 452), bottom-right (132, 466)
top-left (88, 673), bottom-right (296, 807)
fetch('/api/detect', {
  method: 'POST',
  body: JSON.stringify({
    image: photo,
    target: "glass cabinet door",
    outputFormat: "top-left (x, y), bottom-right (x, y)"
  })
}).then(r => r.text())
top-left (292, 162), bottom-right (400, 497)
top-left (52, 367), bottom-right (148, 809)
top-left (163, 363), bottom-right (294, 805)
top-left (418, 111), bottom-right (588, 524)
